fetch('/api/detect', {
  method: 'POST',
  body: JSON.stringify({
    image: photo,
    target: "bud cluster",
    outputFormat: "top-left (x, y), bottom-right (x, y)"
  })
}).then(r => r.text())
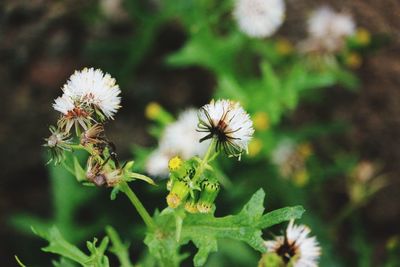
top-left (166, 156), bottom-right (220, 214)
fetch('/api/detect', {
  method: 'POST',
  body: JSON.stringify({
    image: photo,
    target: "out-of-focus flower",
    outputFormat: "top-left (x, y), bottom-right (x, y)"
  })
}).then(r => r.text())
top-left (264, 220), bottom-right (321, 267)
top-left (271, 139), bottom-right (312, 185)
top-left (100, 0), bottom-right (128, 22)
top-left (145, 109), bottom-right (211, 177)
top-left (145, 148), bottom-right (173, 178)
top-left (253, 112), bottom-right (270, 131)
top-left (162, 109), bottom-right (210, 159)
top-left (275, 38), bottom-right (293, 56)
top-left (198, 99), bottom-right (254, 158)
top-left (347, 161), bottom-right (387, 205)
top-left (355, 28), bottom-right (371, 46)
top-left (345, 52), bottom-right (362, 69)
top-left (299, 6), bottom-right (355, 54)
top-left (248, 138), bottom-right (263, 157)
top-left (233, 0), bottom-right (286, 38)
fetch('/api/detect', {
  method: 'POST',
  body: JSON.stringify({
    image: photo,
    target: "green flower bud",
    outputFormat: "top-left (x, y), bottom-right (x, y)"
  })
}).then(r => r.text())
top-left (166, 179), bottom-right (190, 208)
top-left (197, 180), bottom-right (220, 213)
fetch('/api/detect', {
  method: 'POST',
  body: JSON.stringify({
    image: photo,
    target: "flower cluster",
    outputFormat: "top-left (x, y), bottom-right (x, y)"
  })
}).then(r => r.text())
top-left (165, 156), bottom-right (221, 214)
top-left (45, 68), bottom-right (154, 188)
top-left (164, 99), bottom-right (254, 213)
top-left (262, 220), bottom-right (321, 267)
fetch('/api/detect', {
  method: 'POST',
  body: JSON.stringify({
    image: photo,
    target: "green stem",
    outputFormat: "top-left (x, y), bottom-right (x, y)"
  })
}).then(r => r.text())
top-left (192, 138), bottom-right (216, 184)
top-left (119, 181), bottom-right (156, 230)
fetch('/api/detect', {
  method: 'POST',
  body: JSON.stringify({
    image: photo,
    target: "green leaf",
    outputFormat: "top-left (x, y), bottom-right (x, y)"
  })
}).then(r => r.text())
top-left (33, 226), bottom-right (110, 267)
top-left (106, 226), bottom-right (134, 267)
top-left (33, 226), bottom-right (89, 265)
top-left (145, 189), bottom-right (304, 267)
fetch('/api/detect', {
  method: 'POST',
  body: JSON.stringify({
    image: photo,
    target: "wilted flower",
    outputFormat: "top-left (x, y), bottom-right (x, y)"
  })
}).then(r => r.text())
top-left (44, 126), bottom-right (72, 164)
top-left (198, 99), bottom-right (254, 158)
top-left (234, 0), bottom-right (286, 38)
top-left (264, 220), bottom-right (321, 267)
top-left (53, 68), bottom-right (121, 132)
top-left (299, 6), bottom-right (355, 54)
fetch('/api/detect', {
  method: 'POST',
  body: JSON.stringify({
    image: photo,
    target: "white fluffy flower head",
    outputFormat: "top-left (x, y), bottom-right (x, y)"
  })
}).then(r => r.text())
top-left (234, 0), bottom-right (286, 38)
top-left (198, 99), bottom-right (254, 158)
top-left (300, 6), bottom-right (355, 53)
top-left (52, 68), bottom-right (121, 132)
top-left (62, 67), bottom-right (121, 119)
top-left (265, 220), bottom-right (321, 267)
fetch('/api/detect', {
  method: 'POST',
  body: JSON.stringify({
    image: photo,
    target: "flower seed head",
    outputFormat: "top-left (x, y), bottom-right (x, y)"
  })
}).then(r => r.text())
top-left (234, 0), bottom-right (286, 38)
top-left (264, 220), bottom-right (321, 266)
top-left (198, 99), bottom-right (254, 158)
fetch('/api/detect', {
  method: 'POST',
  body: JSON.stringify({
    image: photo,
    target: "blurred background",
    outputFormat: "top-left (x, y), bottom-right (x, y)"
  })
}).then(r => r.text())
top-left (1, 0), bottom-right (400, 266)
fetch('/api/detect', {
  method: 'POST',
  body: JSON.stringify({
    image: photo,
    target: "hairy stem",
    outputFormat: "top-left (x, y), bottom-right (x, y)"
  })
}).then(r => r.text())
top-left (119, 181), bottom-right (156, 230)
top-left (192, 138), bottom-right (217, 184)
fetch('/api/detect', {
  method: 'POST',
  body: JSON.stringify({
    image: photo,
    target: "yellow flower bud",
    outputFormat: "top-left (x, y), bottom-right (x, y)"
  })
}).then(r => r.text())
top-left (248, 138), bottom-right (263, 157)
top-left (145, 102), bottom-right (162, 120)
top-left (253, 112), bottom-right (270, 131)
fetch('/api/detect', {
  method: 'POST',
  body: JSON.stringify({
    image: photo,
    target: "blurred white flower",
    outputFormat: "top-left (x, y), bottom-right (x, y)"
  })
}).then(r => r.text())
top-left (264, 220), bottom-right (321, 267)
top-left (271, 138), bottom-right (296, 167)
top-left (234, 0), bottom-right (286, 38)
top-left (161, 109), bottom-right (210, 159)
top-left (299, 6), bottom-right (355, 53)
top-left (145, 109), bottom-right (211, 177)
top-left (198, 99), bottom-right (254, 158)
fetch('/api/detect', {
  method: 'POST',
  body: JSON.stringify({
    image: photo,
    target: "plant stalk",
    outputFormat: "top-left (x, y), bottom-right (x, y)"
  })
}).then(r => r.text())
top-left (119, 181), bottom-right (156, 230)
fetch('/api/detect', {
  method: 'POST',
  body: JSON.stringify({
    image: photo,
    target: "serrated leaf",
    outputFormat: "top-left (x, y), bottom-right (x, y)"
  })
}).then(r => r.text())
top-left (33, 226), bottom-right (89, 265)
top-left (145, 189), bottom-right (304, 266)
top-left (33, 226), bottom-right (110, 267)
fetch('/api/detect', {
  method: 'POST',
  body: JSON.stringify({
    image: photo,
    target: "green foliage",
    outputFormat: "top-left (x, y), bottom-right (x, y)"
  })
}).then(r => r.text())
top-left (33, 226), bottom-right (109, 267)
top-left (10, 152), bottom-right (100, 243)
top-left (145, 189), bottom-right (304, 267)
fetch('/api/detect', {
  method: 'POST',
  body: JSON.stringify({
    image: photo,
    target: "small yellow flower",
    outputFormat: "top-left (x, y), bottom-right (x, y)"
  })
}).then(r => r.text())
top-left (297, 143), bottom-right (313, 159)
top-left (248, 138), bottom-right (263, 157)
top-left (168, 156), bottom-right (183, 171)
top-left (145, 102), bottom-right (161, 120)
top-left (345, 52), bottom-right (362, 69)
top-left (276, 38), bottom-right (293, 56)
top-left (293, 169), bottom-right (309, 187)
top-left (355, 28), bottom-right (371, 46)
top-left (253, 112), bottom-right (270, 131)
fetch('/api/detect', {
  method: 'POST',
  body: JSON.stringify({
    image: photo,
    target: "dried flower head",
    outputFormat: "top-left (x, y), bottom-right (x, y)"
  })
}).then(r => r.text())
top-left (234, 0), bottom-right (286, 38)
top-left (264, 220), bottom-right (321, 267)
top-left (44, 126), bottom-right (72, 164)
top-left (80, 124), bottom-right (108, 153)
top-left (198, 99), bottom-right (254, 158)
